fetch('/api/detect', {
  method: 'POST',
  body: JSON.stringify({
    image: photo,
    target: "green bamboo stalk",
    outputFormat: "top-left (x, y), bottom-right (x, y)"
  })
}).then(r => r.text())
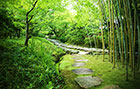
top-left (123, 0), bottom-right (130, 80)
top-left (113, 0), bottom-right (122, 68)
top-left (127, 0), bottom-right (134, 70)
top-left (107, 0), bottom-right (111, 62)
top-left (108, 0), bottom-right (112, 62)
top-left (124, 0), bottom-right (132, 69)
top-left (133, 0), bottom-right (140, 72)
top-left (98, 0), bottom-right (105, 62)
top-left (132, 0), bottom-right (136, 78)
top-left (113, 3), bottom-right (122, 63)
top-left (117, 0), bottom-right (128, 80)
top-left (103, 0), bottom-right (110, 62)
top-left (138, 17), bottom-right (140, 72)
top-left (126, 0), bottom-right (135, 78)
top-left (117, 0), bottom-right (125, 66)
top-left (111, 0), bottom-right (115, 68)
top-left (124, 17), bottom-right (129, 81)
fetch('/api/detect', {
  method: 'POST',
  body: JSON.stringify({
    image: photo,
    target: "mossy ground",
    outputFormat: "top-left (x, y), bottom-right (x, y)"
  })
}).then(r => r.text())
top-left (59, 54), bottom-right (140, 89)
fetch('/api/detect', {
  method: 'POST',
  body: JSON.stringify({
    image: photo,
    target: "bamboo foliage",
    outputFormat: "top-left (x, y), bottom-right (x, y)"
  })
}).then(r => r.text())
top-left (100, 0), bottom-right (139, 80)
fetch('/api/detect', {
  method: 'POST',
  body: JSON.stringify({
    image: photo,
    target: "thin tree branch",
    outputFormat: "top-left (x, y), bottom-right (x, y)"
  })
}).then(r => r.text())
top-left (28, 15), bottom-right (34, 22)
top-left (26, 0), bottom-right (38, 16)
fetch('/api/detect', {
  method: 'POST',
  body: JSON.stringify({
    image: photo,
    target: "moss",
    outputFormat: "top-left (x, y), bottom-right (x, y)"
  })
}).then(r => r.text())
top-left (59, 54), bottom-right (140, 89)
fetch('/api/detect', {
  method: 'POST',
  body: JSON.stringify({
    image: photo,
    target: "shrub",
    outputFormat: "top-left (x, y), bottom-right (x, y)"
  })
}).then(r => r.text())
top-left (0, 37), bottom-right (65, 89)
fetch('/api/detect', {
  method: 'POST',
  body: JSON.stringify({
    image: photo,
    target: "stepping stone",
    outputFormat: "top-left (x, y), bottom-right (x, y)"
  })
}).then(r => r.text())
top-left (75, 59), bottom-right (88, 62)
top-left (72, 68), bottom-right (93, 74)
top-left (72, 63), bottom-right (85, 67)
top-left (75, 76), bottom-right (102, 89)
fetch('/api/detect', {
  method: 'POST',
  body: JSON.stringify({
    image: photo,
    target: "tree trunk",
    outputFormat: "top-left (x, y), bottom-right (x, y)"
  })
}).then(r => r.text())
top-left (25, 15), bottom-right (29, 46)
top-left (24, 0), bottom-right (38, 46)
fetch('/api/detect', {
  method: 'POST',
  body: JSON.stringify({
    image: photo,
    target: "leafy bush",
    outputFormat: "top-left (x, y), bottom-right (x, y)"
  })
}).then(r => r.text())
top-left (0, 37), bottom-right (65, 89)
top-left (58, 36), bottom-right (67, 43)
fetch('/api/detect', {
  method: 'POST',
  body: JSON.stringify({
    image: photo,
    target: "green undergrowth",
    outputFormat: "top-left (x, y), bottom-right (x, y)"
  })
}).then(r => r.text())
top-left (0, 37), bottom-right (65, 89)
top-left (59, 54), bottom-right (140, 89)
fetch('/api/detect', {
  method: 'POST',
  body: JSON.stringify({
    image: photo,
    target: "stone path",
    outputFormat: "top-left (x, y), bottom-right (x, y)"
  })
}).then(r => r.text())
top-left (47, 38), bottom-right (104, 89)
top-left (71, 54), bottom-right (103, 89)
top-left (72, 63), bottom-right (85, 67)
top-left (75, 59), bottom-right (88, 62)
top-left (47, 38), bottom-right (108, 53)
top-left (47, 38), bottom-right (123, 89)
top-left (72, 68), bottom-right (93, 74)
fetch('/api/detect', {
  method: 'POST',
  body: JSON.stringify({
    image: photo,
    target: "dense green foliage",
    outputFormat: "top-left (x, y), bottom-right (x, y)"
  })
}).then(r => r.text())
top-left (0, 0), bottom-right (140, 88)
top-left (0, 37), bottom-right (65, 89)
top-left (0, 0), bottom-right (104, 48)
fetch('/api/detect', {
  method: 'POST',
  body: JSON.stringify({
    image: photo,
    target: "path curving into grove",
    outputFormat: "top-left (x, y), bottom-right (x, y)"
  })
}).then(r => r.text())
top-left (47, 38), bottom-right (121, 89)
top-left (47, 38), bottom-right (104, 89)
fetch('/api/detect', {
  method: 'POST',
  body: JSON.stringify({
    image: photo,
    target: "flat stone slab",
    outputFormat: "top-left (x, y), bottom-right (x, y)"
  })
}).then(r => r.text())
top-left (75, 59), bottom-right (88, 62)
top-left (75, 76), bottom-right (102, 88)
top-left (72, 63), bottom-right (85, 67)
top-left (72, 68), bottom-right (93, 74)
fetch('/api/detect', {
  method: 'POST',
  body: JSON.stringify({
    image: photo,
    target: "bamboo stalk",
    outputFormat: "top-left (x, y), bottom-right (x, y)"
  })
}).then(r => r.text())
top-left (133, 0), bottom-right (136, 78)
top-left (108, 0), bottom-right (112, 62)
top-left (98, 0), bottom-right (105, 62)
top-left (114, 4), bottom-right (122, 63)
top-left (123, 0), bottom-right (130, 81)
top-left (117, 0), bottom-right (125, 66)
top-left (111, 0), bottom-right (115, 68)
top-left (127, 0), bottom-right (134, 70)
top-left (126, 0), bottom-right (135, 78)
top-left (117, 0), bottom-right (128, 80)
top-left (107, 0), bottom-right (111, 62)
top-left (133, 0), bottom-right (140, 73)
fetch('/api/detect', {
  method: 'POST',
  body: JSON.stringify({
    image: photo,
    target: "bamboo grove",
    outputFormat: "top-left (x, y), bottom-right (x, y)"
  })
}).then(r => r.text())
top-left (98, 0), bottom-right (140, 80)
